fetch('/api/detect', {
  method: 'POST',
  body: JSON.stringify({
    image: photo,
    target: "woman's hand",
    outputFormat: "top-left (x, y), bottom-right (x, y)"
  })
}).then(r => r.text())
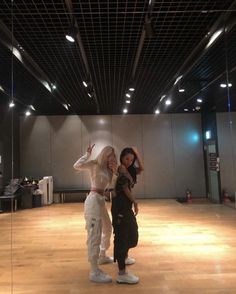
top-left (133, 201), bottom-right (139, 216)
top-left (87, 142), bottom-right (95, 154)
top-left (108, 160), bottom-right (118, 175)
top-left (131, 146), bottom-right (139, 155)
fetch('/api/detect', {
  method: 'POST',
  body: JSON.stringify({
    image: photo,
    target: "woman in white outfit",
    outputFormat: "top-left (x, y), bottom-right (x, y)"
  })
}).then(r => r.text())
top-left (73, 143), bottom-right (118, 283)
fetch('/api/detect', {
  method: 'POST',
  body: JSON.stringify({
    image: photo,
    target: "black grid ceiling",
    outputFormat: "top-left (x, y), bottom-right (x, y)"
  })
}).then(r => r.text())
top-left (0, 0), bottom-right (235, 115)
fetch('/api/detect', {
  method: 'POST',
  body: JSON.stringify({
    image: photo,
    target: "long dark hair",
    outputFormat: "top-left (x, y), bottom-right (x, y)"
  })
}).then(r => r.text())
top-left (120, 147), bottom-right (137, 183)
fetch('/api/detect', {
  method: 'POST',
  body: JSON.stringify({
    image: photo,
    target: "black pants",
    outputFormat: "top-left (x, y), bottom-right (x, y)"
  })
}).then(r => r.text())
top-left (112, 210), bottom-right (138, 270)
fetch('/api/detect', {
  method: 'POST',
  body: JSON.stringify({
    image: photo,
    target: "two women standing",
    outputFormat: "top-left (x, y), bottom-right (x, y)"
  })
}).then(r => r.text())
top-left (73, 144), bottom-right (143, 284)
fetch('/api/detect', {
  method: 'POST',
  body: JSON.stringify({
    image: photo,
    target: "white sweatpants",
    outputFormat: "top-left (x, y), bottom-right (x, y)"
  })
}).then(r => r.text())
top-left (84, 192), bottom-right (112, 267)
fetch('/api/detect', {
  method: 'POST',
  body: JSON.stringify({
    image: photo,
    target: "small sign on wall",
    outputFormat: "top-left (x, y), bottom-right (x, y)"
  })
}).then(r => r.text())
top-left (209, 153), bottom-right (220, 171)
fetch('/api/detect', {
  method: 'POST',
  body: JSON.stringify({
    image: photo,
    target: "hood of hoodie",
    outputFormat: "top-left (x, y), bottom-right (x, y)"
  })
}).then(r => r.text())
top-left (96, 145), bottom-right (115, 167)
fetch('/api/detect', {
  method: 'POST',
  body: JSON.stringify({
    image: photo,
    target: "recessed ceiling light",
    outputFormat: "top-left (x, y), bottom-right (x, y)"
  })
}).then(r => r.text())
top-left (126, 93), bottom-right (131, 98)
top-left (220, 83), bottom-right (227, 88)
top-left (178, 89), bottom-right (185, 92)
top-left (123, 108), bottom-right (128, 114)
top-left (9, 101), bottom-right (15, 108)
top-left (25, 110), bottom-right (31, 116)
top-left (126, 100), bottom-right (131, 104)
top-left (155, 109), bottom-right (160, 114)
top-left (0, 85), bottom-right (4, 92)
top-left (83, 81), bottom-right (88, 87)
top-left (65, 34), bottom-right (75, 42)
top-left (184, 108), bottom-right (189, 112)
top-left (197, 99), bottom-right (203, 103)
top-left (129, 87), bottom-right (135, 91)
top-left (30, 105), bottom-right (36, 111)
top-left (165, 99), bottom-right (171, 105)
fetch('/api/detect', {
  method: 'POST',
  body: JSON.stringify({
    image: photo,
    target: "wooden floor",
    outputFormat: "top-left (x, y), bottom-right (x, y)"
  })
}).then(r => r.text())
top-left (1, 199), bottom-right (236, 294)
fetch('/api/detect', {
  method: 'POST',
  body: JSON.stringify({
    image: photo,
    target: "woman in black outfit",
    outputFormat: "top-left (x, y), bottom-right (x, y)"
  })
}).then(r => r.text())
top-left (112, 147), bottom-right (144, 284)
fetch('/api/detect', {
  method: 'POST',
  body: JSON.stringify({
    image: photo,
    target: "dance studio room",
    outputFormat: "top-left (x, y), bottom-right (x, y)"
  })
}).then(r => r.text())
top-left (1, 0), bottom-right (236, 293)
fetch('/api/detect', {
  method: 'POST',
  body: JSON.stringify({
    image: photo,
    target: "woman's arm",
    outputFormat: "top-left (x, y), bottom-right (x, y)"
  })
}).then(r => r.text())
top-left (123, 186), bottom-right (139, 215)
top-left (132, 147), bottom-right (144, 174)
top-left (73, 143), bottom-right (95, 171)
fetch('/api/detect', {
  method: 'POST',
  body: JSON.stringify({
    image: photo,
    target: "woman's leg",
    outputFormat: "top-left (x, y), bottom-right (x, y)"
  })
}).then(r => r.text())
top-left (85, 216), bottom-right (102, 272)
top-left (84, 196), bottom-right (112, 283)
top-left (113, 215), bottom-right (129, 273)
top-left (100, 202), bottom-right (112, 256)
top-left (114, 214), bottom-right (139, 284)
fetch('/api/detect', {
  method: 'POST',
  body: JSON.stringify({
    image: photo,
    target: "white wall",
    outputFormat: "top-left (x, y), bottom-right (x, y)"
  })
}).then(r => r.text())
top-left (20, 113), bottom-right (206, 198)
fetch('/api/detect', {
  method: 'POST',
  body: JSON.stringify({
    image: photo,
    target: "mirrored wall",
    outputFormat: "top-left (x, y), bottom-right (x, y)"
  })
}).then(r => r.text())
top-left (0, 5), bottom-right (236, 294)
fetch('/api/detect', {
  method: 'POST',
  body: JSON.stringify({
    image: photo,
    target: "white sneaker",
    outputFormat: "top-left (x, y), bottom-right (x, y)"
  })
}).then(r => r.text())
top-left (98, 255), bottom-right (113, 265)
top-left (117, 272), bottom-right (139, 284)
top-left (125, 257), bottom-right (135, 265)
top-left (89, 269), bottom-right (112, 283)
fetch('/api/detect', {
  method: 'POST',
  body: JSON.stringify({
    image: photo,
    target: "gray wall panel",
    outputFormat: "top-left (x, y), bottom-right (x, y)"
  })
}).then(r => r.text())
top-left (50, 115), bottom-right (82, 189)
top-left (20, 114), bottom-right (206, 198)
top-left (20, 116), bottom-right (51, 178)
top-left (217, 113), bottom-right (236, 194)
top-left (172, 114), bottom-right (206, 197)
top-left (142, 114), bottom-right (175, 198)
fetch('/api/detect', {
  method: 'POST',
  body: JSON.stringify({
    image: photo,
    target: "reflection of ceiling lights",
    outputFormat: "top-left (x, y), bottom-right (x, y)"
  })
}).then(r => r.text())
top-left (123, 108), bottom-right (128, 114)
top-left (197, 98), bottom-right (203, 103)
top-left (220, 83), bottom-right (232, 88)
top-left (155, 109), bottom-right (160, 114)
top-left (174, 75), bottom-right (182, 85)
top-left (178, 88), bottom-right (185, 93)
top-left (184, 108), bottom-right (189, 112)
top-left (126, 93), bottom-right (131, 98)
top-left (195, 106), bottom-right (201, 111)
top-left (129, 87), bottom-right (135, 91)
top-left (25, 110), bottom-right (31, 116)
top-left (30, 105), bottom-right (36, 111)
top-left (0, 85), bottom-right (4, 92)
top-left (160, 95), bottom-right (166, 102)
top-left (63, 104), bottom-right (69, 110)
top-left (165, 99), bottom-right (172, 105)
top-left (206, 29), bottom-right (223, 48)
top-left (13, 47), bottom-right (23, 62)
top-left (126, 100), bottom-right (131, 104)
top-left (43, 81), bottom-right (52, 92)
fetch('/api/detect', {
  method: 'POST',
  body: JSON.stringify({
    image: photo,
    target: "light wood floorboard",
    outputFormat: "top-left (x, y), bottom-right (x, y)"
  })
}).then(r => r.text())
top-left (1, 199), bottom-right (236, 293)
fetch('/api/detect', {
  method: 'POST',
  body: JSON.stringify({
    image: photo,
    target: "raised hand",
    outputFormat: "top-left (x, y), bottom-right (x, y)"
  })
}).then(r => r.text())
top-left (87, 142), bottom-right (95, 154)
top-left (131, 146), bottom-right (139, 155)
top-left (109, 161), bottom-right (118, 174)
